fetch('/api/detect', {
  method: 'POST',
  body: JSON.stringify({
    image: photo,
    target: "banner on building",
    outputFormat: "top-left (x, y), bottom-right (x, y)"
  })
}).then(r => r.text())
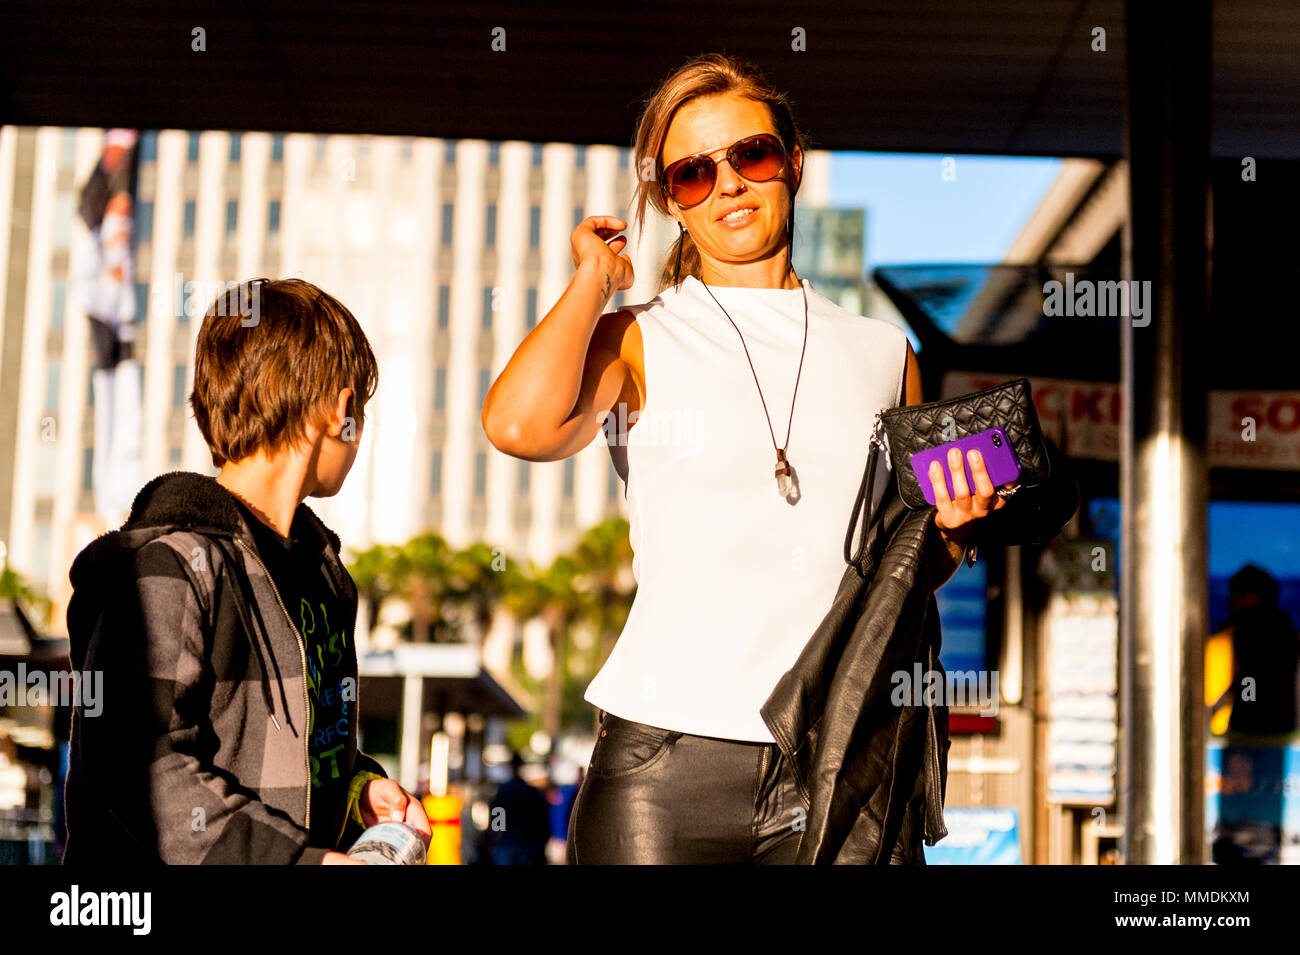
top-left (1206, 739), bottom-right (1300, 865)
top-left (924, 808), bottom-right (1022, 864)
top-left (76, 129), bottom-right (142, 524)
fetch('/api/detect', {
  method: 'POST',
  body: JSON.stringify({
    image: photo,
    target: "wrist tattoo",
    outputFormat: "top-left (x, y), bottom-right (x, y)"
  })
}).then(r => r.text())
top-left (602, 272), bottom-right (611, 300)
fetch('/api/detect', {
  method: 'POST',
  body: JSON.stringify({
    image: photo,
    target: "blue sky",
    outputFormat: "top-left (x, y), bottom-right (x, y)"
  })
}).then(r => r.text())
top-left (1209, 502), bottom-right (1300, 579)
top-left (830, 153), bottom-right (1063, 266)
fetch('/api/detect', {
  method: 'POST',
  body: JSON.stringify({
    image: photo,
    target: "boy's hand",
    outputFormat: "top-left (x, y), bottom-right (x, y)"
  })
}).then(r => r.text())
top-left (359, 779), bottom-right (433, 840)
top-left (322, 851), bottom-right (366, 865)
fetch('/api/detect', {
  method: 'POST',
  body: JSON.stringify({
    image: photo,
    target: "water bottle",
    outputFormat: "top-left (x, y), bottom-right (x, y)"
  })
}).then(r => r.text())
top-left (346, 822), bottom-right (428, 865)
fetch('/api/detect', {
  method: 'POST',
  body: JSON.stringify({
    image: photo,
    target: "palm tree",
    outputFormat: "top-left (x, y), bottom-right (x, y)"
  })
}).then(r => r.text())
top-left (568, 518), bottom-right (637, 677)
top-left (344, 519), bottom-right (638, 749)
top-left (443, 542), bottom-right (513, 645)
top-left (0, 565), bottom-right (51, 629)
top-left (502, 554), bottom-right (586, 751)
top-left (389, 532), bottom-right (454, 643)
top-left (348, 543), bottom-right (398, 629)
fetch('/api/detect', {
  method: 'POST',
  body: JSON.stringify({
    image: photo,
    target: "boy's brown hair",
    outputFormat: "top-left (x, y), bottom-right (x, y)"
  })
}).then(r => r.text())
top-left (191, 278), bottom-right (378, 467)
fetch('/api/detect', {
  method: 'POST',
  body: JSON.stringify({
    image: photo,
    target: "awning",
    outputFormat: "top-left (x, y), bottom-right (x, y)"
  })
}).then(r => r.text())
top-left (358, 644), bottom-right (529, 719)
top-left (0, 600), bottom-right (67, 668)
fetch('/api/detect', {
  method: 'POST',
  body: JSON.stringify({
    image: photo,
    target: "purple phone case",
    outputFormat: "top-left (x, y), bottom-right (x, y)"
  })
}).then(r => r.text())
top-left (909, 428), bottom-right (1021, 505)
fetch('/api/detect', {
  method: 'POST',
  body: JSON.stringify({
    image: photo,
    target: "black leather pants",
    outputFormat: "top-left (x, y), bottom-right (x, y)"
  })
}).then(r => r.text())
top-left (565, 709), bottom-right (808, 864)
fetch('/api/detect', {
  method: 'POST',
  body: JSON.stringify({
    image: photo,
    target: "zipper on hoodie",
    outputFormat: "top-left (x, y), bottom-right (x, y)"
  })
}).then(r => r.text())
top-left (234, 537), bottom-right (314, 834)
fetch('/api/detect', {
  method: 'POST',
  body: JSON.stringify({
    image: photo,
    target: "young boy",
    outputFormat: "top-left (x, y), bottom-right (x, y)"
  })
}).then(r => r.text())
top-left (63, 278), bottom-right (429, 864)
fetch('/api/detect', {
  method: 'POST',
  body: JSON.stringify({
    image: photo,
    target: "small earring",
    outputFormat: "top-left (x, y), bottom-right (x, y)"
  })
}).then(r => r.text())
top-left (673, 222), bottom-right (686, 287)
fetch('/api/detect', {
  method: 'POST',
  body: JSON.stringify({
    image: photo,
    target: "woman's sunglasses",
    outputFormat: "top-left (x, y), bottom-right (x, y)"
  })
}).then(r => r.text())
top-left (659, 133), bottom-right (790, 209)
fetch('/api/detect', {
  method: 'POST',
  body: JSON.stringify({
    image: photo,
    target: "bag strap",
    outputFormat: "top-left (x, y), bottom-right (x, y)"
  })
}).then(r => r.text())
top-left (843, 433), bottom-right (881, 565)
top-left (844, 339), bottom-right (909, 566)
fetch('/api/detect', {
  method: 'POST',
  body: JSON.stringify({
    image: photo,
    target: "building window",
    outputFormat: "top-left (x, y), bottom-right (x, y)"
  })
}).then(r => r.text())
top-left (575, 145), bottom-right (586, 169)
top-left (229, 132), bottom-right (242, 162)
top-left (51, 278), bottom-right (66, 329)
top-left (526, 288), bottom-right (538, 330)
top-left (485, 203), bottom-right (496, 248)
top-left (532, 143), bottom-right (543, 166)
top-left (172, 364), bottom-right (188, 407)
top-left (34, 523), bottom-right (52, 581)
top-left (573, 205), bottom-right (584, 229)
top-left (434, 366), bottom-right (446, 411)
top-left (44, 361), bottom-right (60, 412)
top-left (437, 285), bottom-right (450, 330)
top-left (183, 201), bottom-right (196, 239)
top-left (315, 135), bottom-right (328, 163)
top-left (169, 446), bottom-right (182, 467)
top-left (613, 290), bottom-right (625, 311)
top-left (441, 202), bottom-right (454, 246)
top-left (431, 451), bottom-right (442, 494)
top-left (271, 133), bottom-right (284, 161)
top-left (478, 368), bottom-right (490, 407)
top-left (187, 131), bottom-right (200, 163)
top-left (619, 148), bottom-right (629, 170)
top-left (268, 200), bottom-right (281, 235)
top-left (529, 205), bottom-right (540, 248)
top-left (225, 200), bottom-right (238, 237)
top-left (54, 195), bottom-right (74, 250)
top-left (140, 131), bottom-right (158, 163)
top-left (82, 448), bottom-right (94, 491)
top-left (86, 368), bottom-right (94, 407)
top-left (135, 200), bottom-right (154, 242)
top-left (563, 457), bottom-right (575, 498)
top-left (58, 129), bottom-right (76, 168)
top-left (400, 137), bottom-right (413, 161)
top-left (474, 451), bottom-right (486, 496)
top-left (481, 287), bottom-right (493, 331)
top-left (519, 460), bottom-right (530, 493)
top-left (134, 281), bottom-right (148, 321)
top-left (488, 141), bottom-right (500, 166)
top-left (444, 140), bottom-right (456, 166)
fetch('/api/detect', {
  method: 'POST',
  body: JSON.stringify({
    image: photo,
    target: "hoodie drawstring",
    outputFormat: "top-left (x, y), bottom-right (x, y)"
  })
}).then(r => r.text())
top-left (212, 538), bottom-right (288, 732)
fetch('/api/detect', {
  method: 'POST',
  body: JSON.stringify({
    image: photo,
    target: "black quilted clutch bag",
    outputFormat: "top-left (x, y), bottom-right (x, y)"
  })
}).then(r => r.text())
top-left (844, 378), bottom-right (1052, 564)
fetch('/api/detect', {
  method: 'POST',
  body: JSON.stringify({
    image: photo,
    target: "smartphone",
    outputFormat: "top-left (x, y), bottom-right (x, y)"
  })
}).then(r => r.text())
top-left (910, 427), bottom-right (1020, 505)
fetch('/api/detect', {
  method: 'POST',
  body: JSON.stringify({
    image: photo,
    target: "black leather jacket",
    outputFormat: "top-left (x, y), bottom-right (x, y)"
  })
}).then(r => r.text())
top-left (762, 477), bottom-right (950, 864)
top-left (761, 438), bottom-right (1078, 864)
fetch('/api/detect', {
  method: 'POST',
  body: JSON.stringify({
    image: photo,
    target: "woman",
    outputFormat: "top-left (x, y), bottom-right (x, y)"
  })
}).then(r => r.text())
top-left (482, 53), bottom-right (1006, 863)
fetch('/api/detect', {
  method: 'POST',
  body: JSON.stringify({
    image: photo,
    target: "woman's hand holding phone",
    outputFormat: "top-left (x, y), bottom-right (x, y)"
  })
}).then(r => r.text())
top-left (928, 446), bottom-right (1009, 537)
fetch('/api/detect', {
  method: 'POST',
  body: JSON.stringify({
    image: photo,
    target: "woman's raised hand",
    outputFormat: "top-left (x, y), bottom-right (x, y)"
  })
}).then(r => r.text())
top-left (572, 215), bottom-right (635, 297)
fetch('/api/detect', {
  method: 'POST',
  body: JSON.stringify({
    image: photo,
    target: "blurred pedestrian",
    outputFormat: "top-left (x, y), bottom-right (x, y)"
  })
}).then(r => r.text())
top-left (485, 751), bottom-right (550, 864)
top-left (1207, 564), bottom-right (1300, 736)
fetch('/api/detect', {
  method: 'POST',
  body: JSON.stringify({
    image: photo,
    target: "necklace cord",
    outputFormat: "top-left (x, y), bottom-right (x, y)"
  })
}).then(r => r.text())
top-left (700, 273), bottom-right (809, 457)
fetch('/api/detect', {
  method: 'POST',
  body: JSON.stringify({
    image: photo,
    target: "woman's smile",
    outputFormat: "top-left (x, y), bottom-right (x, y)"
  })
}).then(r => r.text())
top-left (716, 204), bottom-right (761, 229)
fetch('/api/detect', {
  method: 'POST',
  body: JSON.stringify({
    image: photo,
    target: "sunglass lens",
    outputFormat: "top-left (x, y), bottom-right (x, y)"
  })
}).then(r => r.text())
top-left (668, 158), bottom-right (715, 206)
top-left (734, 137), bottom-right (785, 181)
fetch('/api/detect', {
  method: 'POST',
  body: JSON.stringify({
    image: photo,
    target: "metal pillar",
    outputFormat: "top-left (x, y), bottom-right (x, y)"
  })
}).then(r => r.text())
top-left (1119, 0), bottom-right (1212, 864)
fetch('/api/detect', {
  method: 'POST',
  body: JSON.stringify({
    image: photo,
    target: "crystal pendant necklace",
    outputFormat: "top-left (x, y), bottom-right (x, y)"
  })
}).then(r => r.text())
top-left (698, 272), bottom-right (809, 502)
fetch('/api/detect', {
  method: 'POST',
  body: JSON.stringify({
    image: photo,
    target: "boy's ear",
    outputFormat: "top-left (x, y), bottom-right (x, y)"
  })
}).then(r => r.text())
top-left (329, 387), bottom-right (355, 439)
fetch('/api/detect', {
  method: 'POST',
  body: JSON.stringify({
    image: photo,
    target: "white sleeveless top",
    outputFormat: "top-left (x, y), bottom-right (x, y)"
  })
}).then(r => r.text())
top-left (584, 274), bottom-right (908, 741)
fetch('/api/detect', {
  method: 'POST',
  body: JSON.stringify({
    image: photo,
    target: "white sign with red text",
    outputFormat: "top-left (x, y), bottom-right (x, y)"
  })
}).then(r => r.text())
top-left (940, 372), bottom-right (1300, 471)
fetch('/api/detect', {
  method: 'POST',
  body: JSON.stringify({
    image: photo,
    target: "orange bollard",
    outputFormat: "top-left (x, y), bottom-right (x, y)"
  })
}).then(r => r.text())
top-left (422, 793), bottom-right (463, 865)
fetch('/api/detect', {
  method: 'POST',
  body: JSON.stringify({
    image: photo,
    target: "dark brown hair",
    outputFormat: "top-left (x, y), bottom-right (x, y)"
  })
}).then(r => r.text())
top-left (630, 53), bottom-right (812, 292)
top-left (191, 278), bottom-right (378, 467)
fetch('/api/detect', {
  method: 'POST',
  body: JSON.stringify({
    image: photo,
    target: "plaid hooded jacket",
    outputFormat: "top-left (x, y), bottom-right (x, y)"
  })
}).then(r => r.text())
top-left (63, 471), bottom-right (387, 865)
